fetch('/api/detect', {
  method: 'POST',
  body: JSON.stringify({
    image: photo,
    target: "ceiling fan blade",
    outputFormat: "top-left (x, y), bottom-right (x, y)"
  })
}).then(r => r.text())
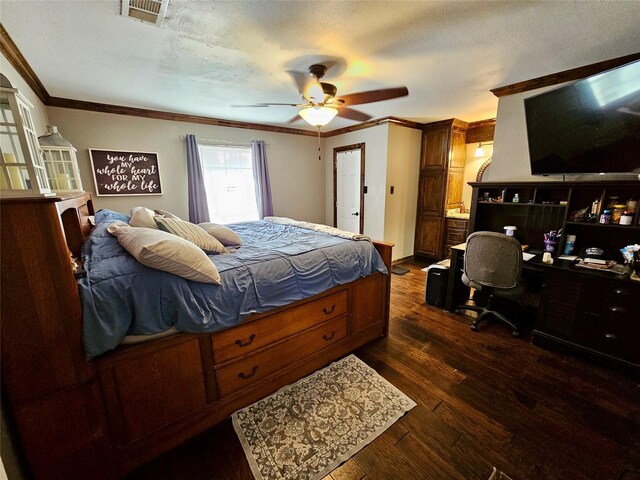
top-left (287, 69), bottom-right (325, 103)
top-left (286, 114), bottom-right (302, 124)
top-left (336, 107), bottom-right (373, 122)
top-left (336, 86), bottom-right (409, 106)
top-left (287, 70), bottom-right (310, 95)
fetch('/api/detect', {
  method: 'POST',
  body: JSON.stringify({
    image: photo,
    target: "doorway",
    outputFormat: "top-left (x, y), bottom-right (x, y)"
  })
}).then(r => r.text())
top-left (333, 143), bottom-right (365, 234)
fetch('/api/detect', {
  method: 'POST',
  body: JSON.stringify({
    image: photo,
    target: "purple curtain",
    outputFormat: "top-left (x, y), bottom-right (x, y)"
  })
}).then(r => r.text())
top-left (251, 140), bottom-right (274, 218)
top-left (186, 134), bottom-right (210, 223)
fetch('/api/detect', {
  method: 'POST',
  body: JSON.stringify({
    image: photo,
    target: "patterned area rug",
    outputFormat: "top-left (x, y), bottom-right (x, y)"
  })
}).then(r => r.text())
top-left (232, 354), bottom-right (416, 480)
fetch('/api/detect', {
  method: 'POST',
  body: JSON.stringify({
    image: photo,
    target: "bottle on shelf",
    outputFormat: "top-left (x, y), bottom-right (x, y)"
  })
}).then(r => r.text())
top-left (620, 211), bottom-right (633, 226)
top-left (612, 204), bottom-right (626, 224)
top-left (599, 209), bottom-right (612, 224)
top-left (627, 196), bottom-right (637, 213)
top-left (563, 235), bottom-right (576, 255)
top-left (512, 193), bottom-right (520, 203)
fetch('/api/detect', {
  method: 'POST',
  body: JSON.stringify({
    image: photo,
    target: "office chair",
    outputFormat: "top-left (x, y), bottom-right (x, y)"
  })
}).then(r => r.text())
top-left (457, 231), bottom-right (525, 337)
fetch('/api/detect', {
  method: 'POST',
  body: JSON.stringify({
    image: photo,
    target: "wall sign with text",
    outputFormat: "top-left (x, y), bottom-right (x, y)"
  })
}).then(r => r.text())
top-left (89, 149), bottom-right (162, 196)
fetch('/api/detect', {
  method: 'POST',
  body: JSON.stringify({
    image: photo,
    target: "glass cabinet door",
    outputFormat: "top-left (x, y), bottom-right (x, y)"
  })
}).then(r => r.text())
top-left (0, 87), bottom-right (52, 196)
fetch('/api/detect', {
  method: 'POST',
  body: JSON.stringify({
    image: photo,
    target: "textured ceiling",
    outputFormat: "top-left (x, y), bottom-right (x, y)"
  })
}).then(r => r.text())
top-left (1, 1), bottom-right (640, 130)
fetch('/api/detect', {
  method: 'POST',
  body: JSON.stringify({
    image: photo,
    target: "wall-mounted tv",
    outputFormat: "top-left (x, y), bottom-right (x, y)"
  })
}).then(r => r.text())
top-left (524, 60), bottom-right (640, 176)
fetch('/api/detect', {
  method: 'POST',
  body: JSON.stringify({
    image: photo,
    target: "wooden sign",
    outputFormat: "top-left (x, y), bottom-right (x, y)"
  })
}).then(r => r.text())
top-left (89, 149), bottom-right (162, 196)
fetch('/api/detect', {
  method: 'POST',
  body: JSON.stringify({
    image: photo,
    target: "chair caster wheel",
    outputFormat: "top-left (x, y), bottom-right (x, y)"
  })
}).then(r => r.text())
top-left (470, 324), bottom-right (478, 331)
top-left (512, 330), bottom-right (520, 337)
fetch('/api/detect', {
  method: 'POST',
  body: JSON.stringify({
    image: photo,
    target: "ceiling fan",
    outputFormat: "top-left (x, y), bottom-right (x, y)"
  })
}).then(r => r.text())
top-left (235, 63), bottom-right (409, 128)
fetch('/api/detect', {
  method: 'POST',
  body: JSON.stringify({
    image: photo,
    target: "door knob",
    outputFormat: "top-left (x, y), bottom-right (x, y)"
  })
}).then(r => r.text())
top-left (351, 212), bottom-right (359, 216)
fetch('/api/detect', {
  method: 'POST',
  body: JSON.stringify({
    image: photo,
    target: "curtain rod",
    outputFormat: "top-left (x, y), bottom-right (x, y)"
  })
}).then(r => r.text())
top-left (179, 136), bottom-right (270, 146)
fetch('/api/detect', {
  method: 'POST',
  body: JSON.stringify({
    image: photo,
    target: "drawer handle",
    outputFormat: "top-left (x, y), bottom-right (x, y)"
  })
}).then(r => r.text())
top-left (322, 305), bottom-right (336, 315)
top-left (323, 330), bottom-right (336, 341)
top-left (235, 334), bottom-right (256, 347)
top-left (604, 333), bottom-right (617, 340)
top-left (609, 306), bottom-right (625, 314)
top-left (238, 366), bottom-right (258, 380)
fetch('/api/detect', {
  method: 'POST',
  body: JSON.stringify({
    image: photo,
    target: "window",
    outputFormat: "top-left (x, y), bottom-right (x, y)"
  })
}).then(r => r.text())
top-left (198, 145), bottom-right (259, 224)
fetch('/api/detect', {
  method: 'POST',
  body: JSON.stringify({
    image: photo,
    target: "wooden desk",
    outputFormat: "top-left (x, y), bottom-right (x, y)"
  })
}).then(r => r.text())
top-left (445, 242), bottom-right (640, 374)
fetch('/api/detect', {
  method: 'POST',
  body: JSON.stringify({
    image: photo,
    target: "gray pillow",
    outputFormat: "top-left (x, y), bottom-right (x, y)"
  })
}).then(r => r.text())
top-left (155, 217), bottom-right (228, 254)
top-left (198, 222), bottom-right (242, 246)
top-left (129, 207), bottom-right (158, 229)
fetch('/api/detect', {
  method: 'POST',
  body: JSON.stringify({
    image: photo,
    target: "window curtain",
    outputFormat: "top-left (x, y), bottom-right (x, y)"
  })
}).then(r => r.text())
top-left (185, 134), bottom-right (210, 223)
top-left (251, 140), bottom-right (274, 218)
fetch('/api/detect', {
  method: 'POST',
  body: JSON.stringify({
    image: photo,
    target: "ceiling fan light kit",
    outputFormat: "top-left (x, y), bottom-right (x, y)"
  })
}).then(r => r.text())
top-left (299, 106), bottom-right (338, 127)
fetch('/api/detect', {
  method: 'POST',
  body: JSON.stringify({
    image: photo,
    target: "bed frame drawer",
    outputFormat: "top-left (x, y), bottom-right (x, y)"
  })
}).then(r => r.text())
top-left (215, 315), bottom-right (347, 398)
top-left (212, 289), bottom-right (348, 364)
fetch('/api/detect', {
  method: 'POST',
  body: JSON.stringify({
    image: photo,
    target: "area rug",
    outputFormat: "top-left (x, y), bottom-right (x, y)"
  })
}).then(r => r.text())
top-left (232, 354), bottom-right (416, 480)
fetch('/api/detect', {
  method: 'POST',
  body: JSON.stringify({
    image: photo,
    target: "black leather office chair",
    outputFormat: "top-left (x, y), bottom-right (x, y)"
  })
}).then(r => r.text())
top-left (457, 231), bottom-right (525, 336)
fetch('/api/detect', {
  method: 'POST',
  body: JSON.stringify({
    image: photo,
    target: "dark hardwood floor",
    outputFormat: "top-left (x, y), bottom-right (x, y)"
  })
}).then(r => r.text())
top-left (127, 260), bottom-right (640, 480)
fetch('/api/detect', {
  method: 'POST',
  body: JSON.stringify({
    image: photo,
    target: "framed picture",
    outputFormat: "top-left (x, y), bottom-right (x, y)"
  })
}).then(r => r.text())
top-left (89, 149), bottom-right (163, 196)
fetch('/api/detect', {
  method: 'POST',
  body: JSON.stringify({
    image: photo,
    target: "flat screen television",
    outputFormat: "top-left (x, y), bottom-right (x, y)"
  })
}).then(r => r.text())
top-left (524, 60), bottom-right (640, 176)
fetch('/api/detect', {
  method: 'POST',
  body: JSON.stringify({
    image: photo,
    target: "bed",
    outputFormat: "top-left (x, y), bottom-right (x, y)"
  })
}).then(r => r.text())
top-left (0, 193), bottom-right (392, 480)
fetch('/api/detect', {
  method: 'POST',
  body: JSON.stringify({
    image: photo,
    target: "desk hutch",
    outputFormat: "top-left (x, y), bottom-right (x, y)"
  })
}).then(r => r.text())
top-left (458, 180), bottom-right (640, 374)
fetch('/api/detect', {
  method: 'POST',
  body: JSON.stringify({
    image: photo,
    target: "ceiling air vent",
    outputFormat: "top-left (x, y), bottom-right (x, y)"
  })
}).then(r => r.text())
top-left (122, 0), bottom-right (169, 26)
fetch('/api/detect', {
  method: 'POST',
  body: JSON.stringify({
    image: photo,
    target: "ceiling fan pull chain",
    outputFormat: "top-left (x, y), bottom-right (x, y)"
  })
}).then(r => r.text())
top-left (317, 127), bottom-right (321, 161)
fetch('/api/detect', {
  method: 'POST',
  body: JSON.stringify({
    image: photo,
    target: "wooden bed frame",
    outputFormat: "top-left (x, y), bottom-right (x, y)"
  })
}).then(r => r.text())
top-left (0, 193), bottom-right (393, 480)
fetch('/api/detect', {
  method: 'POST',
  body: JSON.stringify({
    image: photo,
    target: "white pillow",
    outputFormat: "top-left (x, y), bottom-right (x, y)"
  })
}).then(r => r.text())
top-left (129, 207), bottom-right (158, 229)
top-left (107, 222), bottom-right (221, 284)
top-left (198, 222), bottom-right (242, 246)
top-left (154, 217), bottom-right (228, 254)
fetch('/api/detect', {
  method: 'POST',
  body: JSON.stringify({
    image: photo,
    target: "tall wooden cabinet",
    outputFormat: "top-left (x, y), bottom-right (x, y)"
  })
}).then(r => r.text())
top-left (414, 119), bottom-right (468, 258)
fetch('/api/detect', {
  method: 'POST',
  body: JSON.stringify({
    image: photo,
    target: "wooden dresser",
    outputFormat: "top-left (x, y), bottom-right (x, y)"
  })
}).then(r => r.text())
top-left (414, 118), bottom-right (468, 259)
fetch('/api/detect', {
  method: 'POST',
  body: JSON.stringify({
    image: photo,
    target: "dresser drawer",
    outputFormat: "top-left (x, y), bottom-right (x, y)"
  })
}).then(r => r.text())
top-left (581, 279), bottom-right (639, 321)
top-left (445, 228), bottom-right (467, 244)
top-left (212, 289), bottom-right (348, 364)
top-left (445, 218), bottom-right (467, 229)
top-left (215, 315), bottom-right (347, 397)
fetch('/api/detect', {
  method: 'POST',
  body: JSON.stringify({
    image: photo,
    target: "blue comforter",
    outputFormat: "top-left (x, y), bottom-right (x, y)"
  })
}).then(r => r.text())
top-left (79, 210), bottom-right (388, 358)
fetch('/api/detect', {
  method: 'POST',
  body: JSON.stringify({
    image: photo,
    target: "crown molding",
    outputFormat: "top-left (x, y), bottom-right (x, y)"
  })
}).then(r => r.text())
top-left (0, 24), bottom-right (50, 104)
top-left (47, 97), bottom-right (318, 137)
top-left (323, 116), bottom-right (422, 138)
top-left (491, 52), bottom-right (640, 97)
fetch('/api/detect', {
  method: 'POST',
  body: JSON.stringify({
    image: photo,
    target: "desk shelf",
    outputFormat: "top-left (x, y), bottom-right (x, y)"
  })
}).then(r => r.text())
top-left (565, 221), bottom-right (640, 229)
top-left (466, 180), bottom-right (640, 375)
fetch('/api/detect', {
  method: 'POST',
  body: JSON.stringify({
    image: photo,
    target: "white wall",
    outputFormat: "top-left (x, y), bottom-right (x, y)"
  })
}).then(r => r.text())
top-left (46, 108), bottom-right (325, 222)
top-left (323, 123), bottom-right (422, 261)
top-left (323, 124), bottom-right (389, 242)
top-left (384, 124), bottom-right (421, 261)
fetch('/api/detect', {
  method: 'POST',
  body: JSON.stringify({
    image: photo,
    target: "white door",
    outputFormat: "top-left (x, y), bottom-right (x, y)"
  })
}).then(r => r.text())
top-left (336, 149), bottom-right (362, 234)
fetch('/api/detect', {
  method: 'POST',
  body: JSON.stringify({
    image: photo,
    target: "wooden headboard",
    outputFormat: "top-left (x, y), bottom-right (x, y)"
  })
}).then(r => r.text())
top-left (55, 193), bottom-right (95, 259)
